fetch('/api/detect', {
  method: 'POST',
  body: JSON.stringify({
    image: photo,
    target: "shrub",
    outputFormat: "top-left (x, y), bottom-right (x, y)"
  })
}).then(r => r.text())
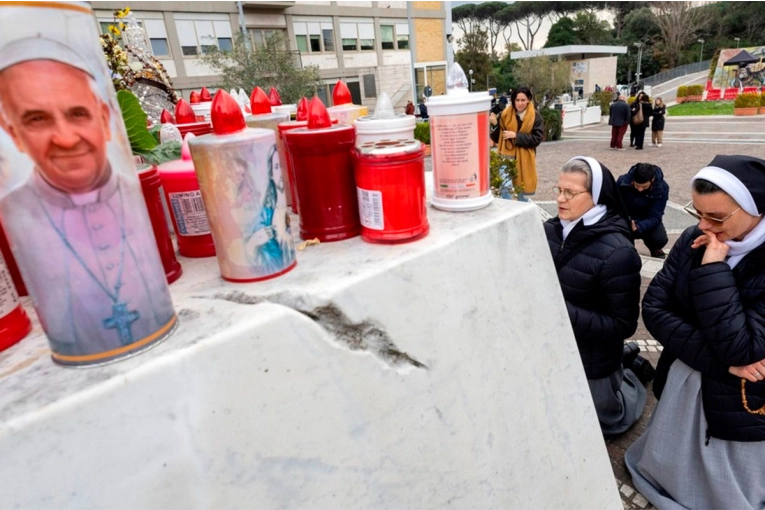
top-left (676, 85), bottom-right (688, 98)
top-left (734, 93), bottom-right (760, 108)
top-left (489, 150), bottom-right (520, 197)
top-left (761, 93), bottom-right (765, 107)
top-left (540, 107), bottom-right (562, 141)
top-left (588, 90), bottom-right (614, 116)
top-left (414, 122), bottom-right (430, 145)
top-left (686, 85), bottom-right (704, 96)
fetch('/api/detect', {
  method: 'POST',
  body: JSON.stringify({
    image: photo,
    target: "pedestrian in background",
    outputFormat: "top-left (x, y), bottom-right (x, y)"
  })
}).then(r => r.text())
top-left (545, 156), bottom-right (645, 436)
top-left (608, 94), bottom-right (630, 150)
top-left (627, 155), bottom-right (765, 509)
top-left (490, 86), bottom-right (543, 201)
top-left (651, 97), bottom-right (666, 147)
top-left (405, 100), bottom-right (414, 116)
top-left (630, 92), bottom-right (652, 150)
top-left (617, 163), bottom-right (669, 258)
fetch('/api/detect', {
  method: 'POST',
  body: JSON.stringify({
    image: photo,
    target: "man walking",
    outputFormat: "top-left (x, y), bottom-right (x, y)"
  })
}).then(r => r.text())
top-left (617, 163), bottom-right (670, 258)
top-left (608, 94), bottom-right (630, 150)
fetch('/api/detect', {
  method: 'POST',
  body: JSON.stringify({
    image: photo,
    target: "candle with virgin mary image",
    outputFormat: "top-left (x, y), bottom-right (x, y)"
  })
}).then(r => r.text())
top-left (0, 3), bottom-right (177, 366)
top-left (189, 90), bottom-right (297, 282)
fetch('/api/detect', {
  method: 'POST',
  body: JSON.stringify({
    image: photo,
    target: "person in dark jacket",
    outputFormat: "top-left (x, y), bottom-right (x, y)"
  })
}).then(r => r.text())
top-left (626, 155), bottom-right (765, 509)
top-left (650, 96), bottom-right (666, 147)
top-left (489, 86), bottom-right (543, 201)
top-left (616, 163), bottom-right (669, 258)
top-left (608, 94), bottom-right (630, 150)
top-left (629, 92), bottom-right (652, 150)
top-left (417, 97), bottom-right (428, 121)
top-left (544, 156), bottom-right (645, 436)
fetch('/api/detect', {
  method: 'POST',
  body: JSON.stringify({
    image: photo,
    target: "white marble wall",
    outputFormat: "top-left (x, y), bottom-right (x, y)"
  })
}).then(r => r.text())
top-left (0, 197), bottom-right (620, 509)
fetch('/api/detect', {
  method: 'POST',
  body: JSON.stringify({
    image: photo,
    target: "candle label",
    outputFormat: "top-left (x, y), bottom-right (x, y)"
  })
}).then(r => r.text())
top-left (0, 252), bottom-right (19, 318)
top-left (169, 190), bottom-right (212, 236)
top-left (357, 188), bottom-right (384, 230)
top-left (0, 3), bottom-right (178, 365)
top-left (431, 112), bottom-right (489, 199)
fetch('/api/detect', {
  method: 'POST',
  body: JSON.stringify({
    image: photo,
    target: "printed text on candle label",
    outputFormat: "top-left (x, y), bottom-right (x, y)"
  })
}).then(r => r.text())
top-left (431, 114), bottom-right (481, 199)
top-left (357, 188), bottom-right (384, 230)
top-left (0, 252), bottom-right (20, 317)
top-left (169, 191), bottom-right (212, 236)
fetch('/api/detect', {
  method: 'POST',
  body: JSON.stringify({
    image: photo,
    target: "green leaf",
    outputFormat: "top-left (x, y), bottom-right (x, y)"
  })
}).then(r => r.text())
top-left (117, 89), bottom-right (157, 152)
top-left (135, 141), bottom-right (182, 166)
top-left (148, 124), bottom-right (162, 144)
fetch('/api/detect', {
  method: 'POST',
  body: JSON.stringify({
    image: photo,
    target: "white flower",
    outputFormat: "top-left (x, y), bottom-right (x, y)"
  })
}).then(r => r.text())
top-left (129, 62), bottom-right (144, 73)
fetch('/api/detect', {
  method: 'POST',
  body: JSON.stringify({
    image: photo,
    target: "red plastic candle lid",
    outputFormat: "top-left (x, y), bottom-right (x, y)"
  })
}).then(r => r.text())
top-left (333, 80), bottom-right (352, 105)
top-left (268, 87), bottom-right (282, 106)
top-left (211, 90), bottom-right (246, 135)
top-left (175, 99), bottom-right (197, 124)
top-left (296, 97), bottom-right (309, 121)
top-left (160, 109), bottom-right (175, 124)
top-left (200, 87), bottom-right (212, 102)
top-left (307, 96), bottom-right (332, 129)
top-left (250, 87), bottom-right (272, 115)
top-left (189, 91), bottom-right (201, 104)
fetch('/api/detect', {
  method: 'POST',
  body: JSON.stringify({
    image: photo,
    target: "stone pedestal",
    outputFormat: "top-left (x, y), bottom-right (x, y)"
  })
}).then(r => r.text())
top-left (0, 199), bottom-right (620, 509)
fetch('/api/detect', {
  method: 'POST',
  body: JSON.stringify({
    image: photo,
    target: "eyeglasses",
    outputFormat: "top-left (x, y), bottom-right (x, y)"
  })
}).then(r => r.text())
top-left (683, 201), bottom-right (741, 224)
top-left (552, 186), bottom-right (589, 200)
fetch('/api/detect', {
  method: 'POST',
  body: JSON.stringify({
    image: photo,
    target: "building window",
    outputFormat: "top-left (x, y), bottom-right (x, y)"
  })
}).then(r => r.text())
top-left (250, 29), bottom-right (286, 50)
top-left (293, 20), bottom-right (335, 53)
top-left (380, 23), bottom-right (409, 50)
top-left (340, 20), bottom-right (374, 52)
top-left (175, 18), bottom-right (233, 56)
top-left (99, 17), bottom-right (172, 58)
top-left (144, 19), bottom-right (170, 57)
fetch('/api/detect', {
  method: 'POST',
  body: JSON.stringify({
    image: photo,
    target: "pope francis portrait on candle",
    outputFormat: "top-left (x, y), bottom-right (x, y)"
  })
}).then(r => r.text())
top-left (0, 37), bottom-right (176, 363)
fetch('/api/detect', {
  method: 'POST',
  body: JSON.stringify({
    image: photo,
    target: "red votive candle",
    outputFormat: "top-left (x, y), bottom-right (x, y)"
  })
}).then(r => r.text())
top-left (284, 97), bottom-right (359, 242)
top-left (277, 97), bottom-right (338, 214)
top-left (353, 139), bottom-right (429, 243)
top-left (137, 164), bottom-right (183, 284)
top-left (0, 219), bottom-right (27, 296)
top-left (0, 249), bottom-right (32, 352)
top-left (157, 139), bottom-right (216, 258)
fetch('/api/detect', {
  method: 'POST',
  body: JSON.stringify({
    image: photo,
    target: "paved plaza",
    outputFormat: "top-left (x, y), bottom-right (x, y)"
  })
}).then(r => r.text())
top-left (538, 114), bottom-right (765, 509)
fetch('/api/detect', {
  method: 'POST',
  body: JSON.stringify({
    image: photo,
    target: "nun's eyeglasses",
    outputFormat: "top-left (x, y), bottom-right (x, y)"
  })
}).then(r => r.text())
top-left (552, 186), bottom-right (589, 200)
top-left (683, 201), bottom-right (741, 224)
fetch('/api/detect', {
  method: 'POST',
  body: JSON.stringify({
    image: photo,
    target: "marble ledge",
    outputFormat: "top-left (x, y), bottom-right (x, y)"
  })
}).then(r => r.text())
top-left (0, 198), bottom-right (540, 422)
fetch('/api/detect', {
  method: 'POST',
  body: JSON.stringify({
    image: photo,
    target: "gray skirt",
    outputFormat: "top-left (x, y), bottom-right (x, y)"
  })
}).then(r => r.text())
top-left (588, 366), bottom-right (646, 436)
top-left (626, 360), bottom-right (765, 509)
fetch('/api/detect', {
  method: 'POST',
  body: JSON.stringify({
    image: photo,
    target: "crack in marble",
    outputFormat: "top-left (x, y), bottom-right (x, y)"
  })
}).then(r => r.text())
top-left (200, 291), bottom-right (428, 370)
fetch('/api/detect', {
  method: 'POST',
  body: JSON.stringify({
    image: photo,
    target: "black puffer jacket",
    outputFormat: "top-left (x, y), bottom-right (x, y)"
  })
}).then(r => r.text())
top-left (644, 226), bottom-right (765, 442)
top-left (545, 212), bottom-right (642, 379)
top-left (617, 165), bottom-right (669, 234)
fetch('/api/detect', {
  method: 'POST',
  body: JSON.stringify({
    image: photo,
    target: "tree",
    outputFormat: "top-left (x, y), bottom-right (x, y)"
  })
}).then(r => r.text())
top-left (512, 55), bottom-right (569, 109)
top-left (493, 42), bottom-right (521, 94)
top-left (498, 2), bottom-right (551, 51)
top-left (652, 1), bottom-right (714, 69)
top-left (544, 17), bottom-right (579, 47)
top-left (454, 27), bottom-right (493, 92)
top-left (452, 3), bottom-right (481, 37)
top-left (605, 1), bottom-right (647, 39)
top-left (571, 12), bottom-right (613, 45)
top-left (474, 2), bottom-right (511, 57)
top-left (200, 33), bottom-right (322, 104)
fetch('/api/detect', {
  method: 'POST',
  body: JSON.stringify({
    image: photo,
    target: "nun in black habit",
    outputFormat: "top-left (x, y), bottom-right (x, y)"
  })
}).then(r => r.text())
top-left (627, 155), bottom-right (765, 509)
top-left (544, 157), bottom-right (646, 436)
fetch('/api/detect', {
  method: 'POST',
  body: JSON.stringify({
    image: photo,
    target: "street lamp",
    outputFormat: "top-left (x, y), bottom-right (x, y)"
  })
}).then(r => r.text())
top-left (698, 38), bottom-right (705, 63)
top-left (633, 42), bottom-right (644, 85)
top-left (468, 69), bottom-right (473, 92)
top-left (734, 37), bottom-right (740, 49)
